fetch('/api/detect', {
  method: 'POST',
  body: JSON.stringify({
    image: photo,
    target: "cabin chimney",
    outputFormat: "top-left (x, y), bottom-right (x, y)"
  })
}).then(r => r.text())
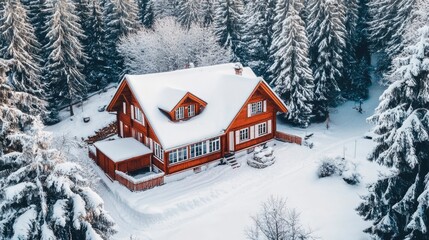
top-left (234, 63), bottom-right (243, 75)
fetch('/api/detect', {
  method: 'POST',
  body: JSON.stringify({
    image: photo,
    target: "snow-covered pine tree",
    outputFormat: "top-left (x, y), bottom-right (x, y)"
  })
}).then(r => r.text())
top-left (20, 0), bottom-right (49, 46)
top-left (0, 122), bottom-right (117, 239)
top-left (269, 0), bottom-right (314, 127)
top-left (357, 24), bottom-right (429, 240)
top-left (137, 0), bottom-right (154, 28)
top-left (177, 0), bottom-right (201, 30)
top-left (44, 0), bottom-right (88, 116)
top-left (103, 0), bottom-right (140, 83)
top-left (241, 0), bottom-right (276, 77)
top-left (367, 0), bottom-right (415, 70)
top-left (86, 0), bottom-right (110, 90)
top-left (200, 0), bottom-right (214, 27)
top-left (306, 0), bottom-right (347, 121)
top-left (0, 59), bottom-right (116, 240)
top-left (0, 0), bottom-right (43, 95)
top-left (213, 0), bottom-right (244, 61)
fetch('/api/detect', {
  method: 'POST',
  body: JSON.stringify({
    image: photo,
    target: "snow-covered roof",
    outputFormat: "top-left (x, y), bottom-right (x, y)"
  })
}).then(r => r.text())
top-left (94, 138), bottom-right (152, 162)
top-left (119, 63), bottom-right (274, 150)
top-left (157, 87), bottom-right (188, 112)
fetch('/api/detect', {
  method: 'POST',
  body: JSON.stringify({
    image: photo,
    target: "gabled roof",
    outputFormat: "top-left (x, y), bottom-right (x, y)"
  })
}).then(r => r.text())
top-left (157, 87), bottom-right (207, 113)
top-left (157, 87), bottom-right (187, 112)
top-left (108, 63), bottom-right (287, 150)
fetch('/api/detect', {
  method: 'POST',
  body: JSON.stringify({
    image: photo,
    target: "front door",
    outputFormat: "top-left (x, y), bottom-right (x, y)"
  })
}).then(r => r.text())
top-left (229, 131), bottom-right (234, 152)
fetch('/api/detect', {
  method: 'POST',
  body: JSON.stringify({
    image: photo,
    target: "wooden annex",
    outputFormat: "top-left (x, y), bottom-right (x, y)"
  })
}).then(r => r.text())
top-left (91, 63), bottom-right (291, 191)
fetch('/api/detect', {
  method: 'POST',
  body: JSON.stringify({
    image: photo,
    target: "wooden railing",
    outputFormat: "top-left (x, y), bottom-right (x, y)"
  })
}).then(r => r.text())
top-left (275, 131), bottom-right (302, 145)
top-left (115, 171), bottom-right (164, 192)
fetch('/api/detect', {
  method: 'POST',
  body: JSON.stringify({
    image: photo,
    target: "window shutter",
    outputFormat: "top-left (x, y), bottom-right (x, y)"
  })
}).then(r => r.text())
top-left (149, 138), bottom-right (153, 151)
top-left (142, 113), bottom-right (145, 126)
top-left (206, 140), bottom-right (210, 153)
top-left (250, 126), bottom-right (255, 139)
top-left (247, 104), bottom-right (252, 117)
top-left (123, 102), bottom-right (126, 114)
top-left (131, 105), bottom-right (134, 119)
top-left (268, 120), bottom-right (272, 134)
top-left (263, 100), bottom-right (267, 112)
top-left (144, 136), bottom-right (148, 146)
top-left (229, 131), bottom-right (234, 151)
top-left (255, 124), bottom-right (260, 138)
top-left (235, 131), bottom-right (240, 144)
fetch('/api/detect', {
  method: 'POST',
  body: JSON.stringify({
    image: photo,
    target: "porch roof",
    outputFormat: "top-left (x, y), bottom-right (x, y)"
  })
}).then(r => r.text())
top-left (94, 138), bottom-right (152, 163)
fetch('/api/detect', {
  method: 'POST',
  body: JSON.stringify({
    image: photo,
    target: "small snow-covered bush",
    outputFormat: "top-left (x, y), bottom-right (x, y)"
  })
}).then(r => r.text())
top-left (342, 168), bottom-right (362, 185)
top-left (317, 157), bottom-right (343, 178)
top-left (317, 156), bottom-right (362, 185)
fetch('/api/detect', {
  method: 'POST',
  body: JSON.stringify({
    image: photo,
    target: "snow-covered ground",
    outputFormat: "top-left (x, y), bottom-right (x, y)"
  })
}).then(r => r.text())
top-left (46, 79), bottom-right (387, 240)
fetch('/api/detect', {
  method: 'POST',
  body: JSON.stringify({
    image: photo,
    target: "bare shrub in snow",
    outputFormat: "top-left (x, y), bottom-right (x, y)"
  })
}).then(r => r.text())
top-left (246, 196), bottom-right (314, 240)
top-left (118, 17), bottom-right (231, 74)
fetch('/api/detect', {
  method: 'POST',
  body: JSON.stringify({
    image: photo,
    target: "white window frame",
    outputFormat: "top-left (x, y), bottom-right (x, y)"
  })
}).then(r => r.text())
top-left (250, 101), bottom-right (263, 115)
top-left (209, 137), bottom-right (220, 153)
top-left (239, 128), bottom-right (249, 142)
top-left (134, 106), bottom-right (144, 124)
top-left (122, 102), bottom-right (126, 114)
top-left (169, 147), bottom-right (188, 164)
top-left (188, 104), bottom-right (195, 117)
top-left (175, 106), bottom-right (185, 120)
top-left (154, 142), bottom-right (164, 161)
top-left (190, 141), bottom-right (207, 158)
top-left (257, 122), bottom-right (267, 137)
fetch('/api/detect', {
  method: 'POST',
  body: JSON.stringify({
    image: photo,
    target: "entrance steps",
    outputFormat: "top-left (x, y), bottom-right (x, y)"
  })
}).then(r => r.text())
top-left (224, 153), bottom-right (240, 169)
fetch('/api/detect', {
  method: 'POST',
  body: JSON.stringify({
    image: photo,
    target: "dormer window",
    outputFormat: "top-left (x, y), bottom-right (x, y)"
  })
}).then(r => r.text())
top-left (188, 104), bottom-right (195, 117)
top-left (175, 106), bottom-right (185, 120)
top-left (158, 87), bottom-right (207, 121)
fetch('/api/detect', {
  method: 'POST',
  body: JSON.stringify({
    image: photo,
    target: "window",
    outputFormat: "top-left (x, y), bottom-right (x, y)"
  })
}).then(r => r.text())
top-left (188, 104), bottom-right (195, 117)
top-left (190, 141), bottom-right (207, 158)
top-left (257, 122), bottom-right (267, 136)
top-left (239, 128), bottom-right (249, 142)
top-left (209, 137), bottom-right (220, 153)
top-left (134, 106), bottom-right (144, 123)
top-left (122, 102), bottom-right (126, 114)
top-left (175, 106), bottom-right (184, 120)
top-left (169, 147), bottom-right (188, 164)
top-left (154, 142), bottom-right (163, 160)
top-left (251, 101), bottom-right (263, 115)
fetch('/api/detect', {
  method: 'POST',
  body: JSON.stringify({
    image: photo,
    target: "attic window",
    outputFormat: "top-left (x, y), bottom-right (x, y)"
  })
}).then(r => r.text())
top-left (251, 101), bottom-right (263, 115)
top-left (188, 104), bottom-right (195, 117)
top-left (175, 107), bottom-right (184, 120)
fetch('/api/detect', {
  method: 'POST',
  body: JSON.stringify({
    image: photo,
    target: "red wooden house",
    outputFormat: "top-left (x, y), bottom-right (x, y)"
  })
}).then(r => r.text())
top-left (92, 63), bottom-right (288, 191)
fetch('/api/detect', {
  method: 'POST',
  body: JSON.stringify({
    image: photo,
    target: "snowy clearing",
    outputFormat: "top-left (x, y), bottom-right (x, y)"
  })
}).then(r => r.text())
top-left (46, 81), bottom-right (387, 240)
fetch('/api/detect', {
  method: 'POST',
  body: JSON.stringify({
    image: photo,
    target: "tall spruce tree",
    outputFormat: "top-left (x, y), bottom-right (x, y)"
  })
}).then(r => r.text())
top-left (213, 0), bottom-right (244, 61)
top-left (103, 0), bottom-right (139, 83)
top-left (86, 0), bottom-right (109, 90)
top-left (200, 0), bottom-right (214, 27)
top-left (367, 0), bottom-right (415, 70)
top-left (306, 0), bottom-right (347, 121)
top-left (357, 24), bottom-right (429, 239)
top-left (241, 0), bottom-right (276, 76)
top-left (177, 0), bottom-right (201, 29)
top-left (44, 0), bottom-right (88, 116)
top-left (137, 0), bottom-right (154, 28)
top-left (269, 0), bottom-right (314, 127)
top-left (0, 0), bottom-right (42, 95)
top-left (21, 0), bottom-right (49, 46)
top-left (0, 59), bottom-right (116, 240)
